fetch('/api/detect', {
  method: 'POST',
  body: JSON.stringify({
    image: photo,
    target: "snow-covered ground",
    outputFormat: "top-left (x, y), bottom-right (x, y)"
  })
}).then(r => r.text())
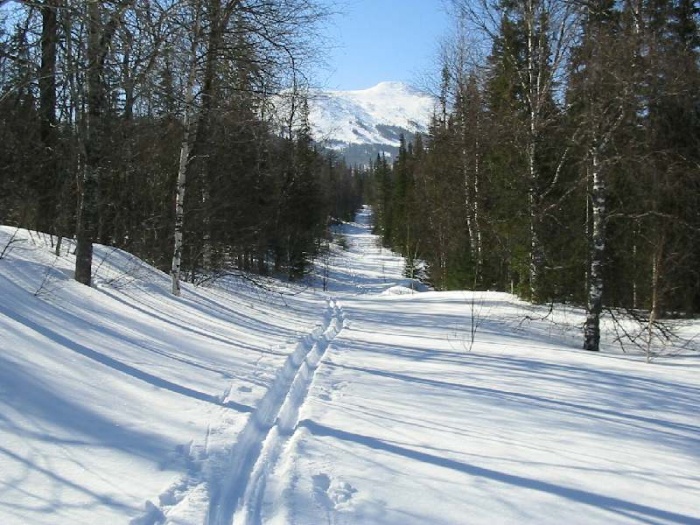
top-left (1, 208), bottom-right (698, 525)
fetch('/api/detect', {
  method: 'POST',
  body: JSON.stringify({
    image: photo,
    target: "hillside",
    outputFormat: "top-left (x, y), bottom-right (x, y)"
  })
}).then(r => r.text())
top-left (0, 209), bottom-right (698, 525)
top-left (308, 82), bottom-right (436, 165)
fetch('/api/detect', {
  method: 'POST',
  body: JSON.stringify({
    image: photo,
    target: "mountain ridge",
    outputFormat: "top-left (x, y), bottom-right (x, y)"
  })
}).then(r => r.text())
top-left (307, 81), bottom-right (436, 165)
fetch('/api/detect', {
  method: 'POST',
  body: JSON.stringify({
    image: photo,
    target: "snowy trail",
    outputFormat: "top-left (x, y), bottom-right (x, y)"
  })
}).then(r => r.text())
top-left (206, 299), bottom-right (344, 525)
top-left (2, 209), bottom-right (698, 525)
top-left (254, 208), bottom-right (700, 525)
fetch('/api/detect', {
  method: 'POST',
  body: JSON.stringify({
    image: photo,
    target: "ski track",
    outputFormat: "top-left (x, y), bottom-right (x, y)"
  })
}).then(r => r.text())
top-left (205, 298), bottom-right (344, 525)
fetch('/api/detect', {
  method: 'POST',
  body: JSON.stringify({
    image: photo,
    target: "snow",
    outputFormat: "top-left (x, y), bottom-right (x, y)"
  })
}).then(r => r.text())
top-left (1, 208), bottom-right (699, 525)
top-left (308, 82), bottom-right (436, 147)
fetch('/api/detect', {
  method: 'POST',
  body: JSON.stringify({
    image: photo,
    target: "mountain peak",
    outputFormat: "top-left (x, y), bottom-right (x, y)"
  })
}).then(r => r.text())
top-left (308, 80), bottom-right (436, 165)
top-left (364, 80), bottom-right (412, 92)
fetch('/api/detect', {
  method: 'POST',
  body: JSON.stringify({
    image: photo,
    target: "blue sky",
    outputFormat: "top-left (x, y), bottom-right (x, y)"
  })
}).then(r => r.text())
top-left (317, 0), bottom-right (450, 91)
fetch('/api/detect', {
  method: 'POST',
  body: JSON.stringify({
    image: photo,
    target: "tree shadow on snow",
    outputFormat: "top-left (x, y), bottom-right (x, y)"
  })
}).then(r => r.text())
top-left (325, 339), bottom-right (700, 458)
top-left (0, 296), bottom-right (253, 414)
top-left (299, 419), bottom-right (699, 524)
top-left (0, 355), bottom-right (173, 518)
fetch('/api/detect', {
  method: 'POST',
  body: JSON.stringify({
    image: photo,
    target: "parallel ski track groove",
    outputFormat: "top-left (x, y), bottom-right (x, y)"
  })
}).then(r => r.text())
top-left (206, 299), bottom-right (343, 525)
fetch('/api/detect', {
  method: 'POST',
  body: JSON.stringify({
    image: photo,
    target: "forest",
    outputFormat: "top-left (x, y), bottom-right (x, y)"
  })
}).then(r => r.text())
top-left (1, 1), bottom-right (698, 353)
top-left (369, 0), bottom-right (700, 350)
top-left (0, 0), bottom-right (364, 293)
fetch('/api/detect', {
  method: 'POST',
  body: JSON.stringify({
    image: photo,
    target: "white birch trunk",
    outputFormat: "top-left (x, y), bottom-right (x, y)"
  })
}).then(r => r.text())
top-left (646, 243), bottom-right (662, 362)
top-left (171, 116), bottom-right (192, 296)
top-left (526, 0), bottom-right (543, 302)
top-left (473, 133), bottom-right (482, 275)
top-left (463, 146), bottom-right (477, 256)
top-left (463, 141), bottom-right (483, 283)
top-left (202, 186), bottom-right (212, 269)
top-left (584, 149), bottom-right (604, 351)
top-left (171, 5), bottom-right (201, 296)
top-left (528, 136), bottom-right (540, 302)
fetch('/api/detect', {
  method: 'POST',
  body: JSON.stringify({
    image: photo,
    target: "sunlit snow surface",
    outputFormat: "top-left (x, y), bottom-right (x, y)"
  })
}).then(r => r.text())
top-left (0, 207), bottom-right (698, 525)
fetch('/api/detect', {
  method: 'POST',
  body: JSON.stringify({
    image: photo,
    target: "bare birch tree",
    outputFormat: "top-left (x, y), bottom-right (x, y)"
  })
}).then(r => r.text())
top-left (171, 0), bottom-right (202, 296)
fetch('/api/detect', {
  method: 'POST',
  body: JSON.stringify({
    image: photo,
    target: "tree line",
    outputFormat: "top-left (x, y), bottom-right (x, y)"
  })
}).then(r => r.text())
top-left (369, 0), bottom-right (699, 351)
top-left (0, 0), bottom-right (363, 292)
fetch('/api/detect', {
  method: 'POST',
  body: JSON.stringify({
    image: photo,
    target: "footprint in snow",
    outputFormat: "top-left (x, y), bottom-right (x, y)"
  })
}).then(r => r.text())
top-left (318, 391), bottom-right (332, 401)
top-left (312, 473), bottom-right (333, 510)
top-left (312, 473), bottom-right (358, 510)
top-left (329, 480), bottom-right (357, 506)
top-left (332, 381), bottom-right (349, 397)
top-left (318, 380), bottom-right (347, 402)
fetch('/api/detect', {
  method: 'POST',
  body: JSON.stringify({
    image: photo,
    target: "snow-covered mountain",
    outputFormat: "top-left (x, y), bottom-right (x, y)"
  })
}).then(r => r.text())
top-left (308, 81), bottom-right (436, 166)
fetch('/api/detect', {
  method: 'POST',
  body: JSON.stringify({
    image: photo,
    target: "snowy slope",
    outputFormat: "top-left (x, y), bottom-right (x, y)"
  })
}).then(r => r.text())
top-left (0, 229), bottom-right (329, 525)
top-left (308, 82), bottom-right (436, 164)
top-left (1, 212), bottom-right (699, 525)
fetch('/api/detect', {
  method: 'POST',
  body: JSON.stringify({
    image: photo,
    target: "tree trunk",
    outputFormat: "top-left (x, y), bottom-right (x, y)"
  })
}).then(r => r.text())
top-left (75, 1), bottom-right (104, 286)
top-left (584, 149), bottom-right (604, 351)
top-left (646, 237), bottom-right (663, 362)
top-left (472, 132), bottom-right (483, 281)
top-left (525, 0), bottom-right (544, 302)
top-left (171, 114), bottom-right (192, 295)
top-left (74, 0), bottom-right (135, 286)
top-left (171, 3), bottom-right (201, 296)
top-left (36, 0), bottom-right (59, 234)
top-left (188, 0), bottom-right (234, 272)
top-left (461, 105), bottom-right (482, 283)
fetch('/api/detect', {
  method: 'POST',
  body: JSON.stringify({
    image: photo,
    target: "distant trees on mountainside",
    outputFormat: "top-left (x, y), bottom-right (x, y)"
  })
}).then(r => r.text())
top-left (369, 0), bottom-right (700, 350)
top-left (0, 0), bottom-right (364, 289)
